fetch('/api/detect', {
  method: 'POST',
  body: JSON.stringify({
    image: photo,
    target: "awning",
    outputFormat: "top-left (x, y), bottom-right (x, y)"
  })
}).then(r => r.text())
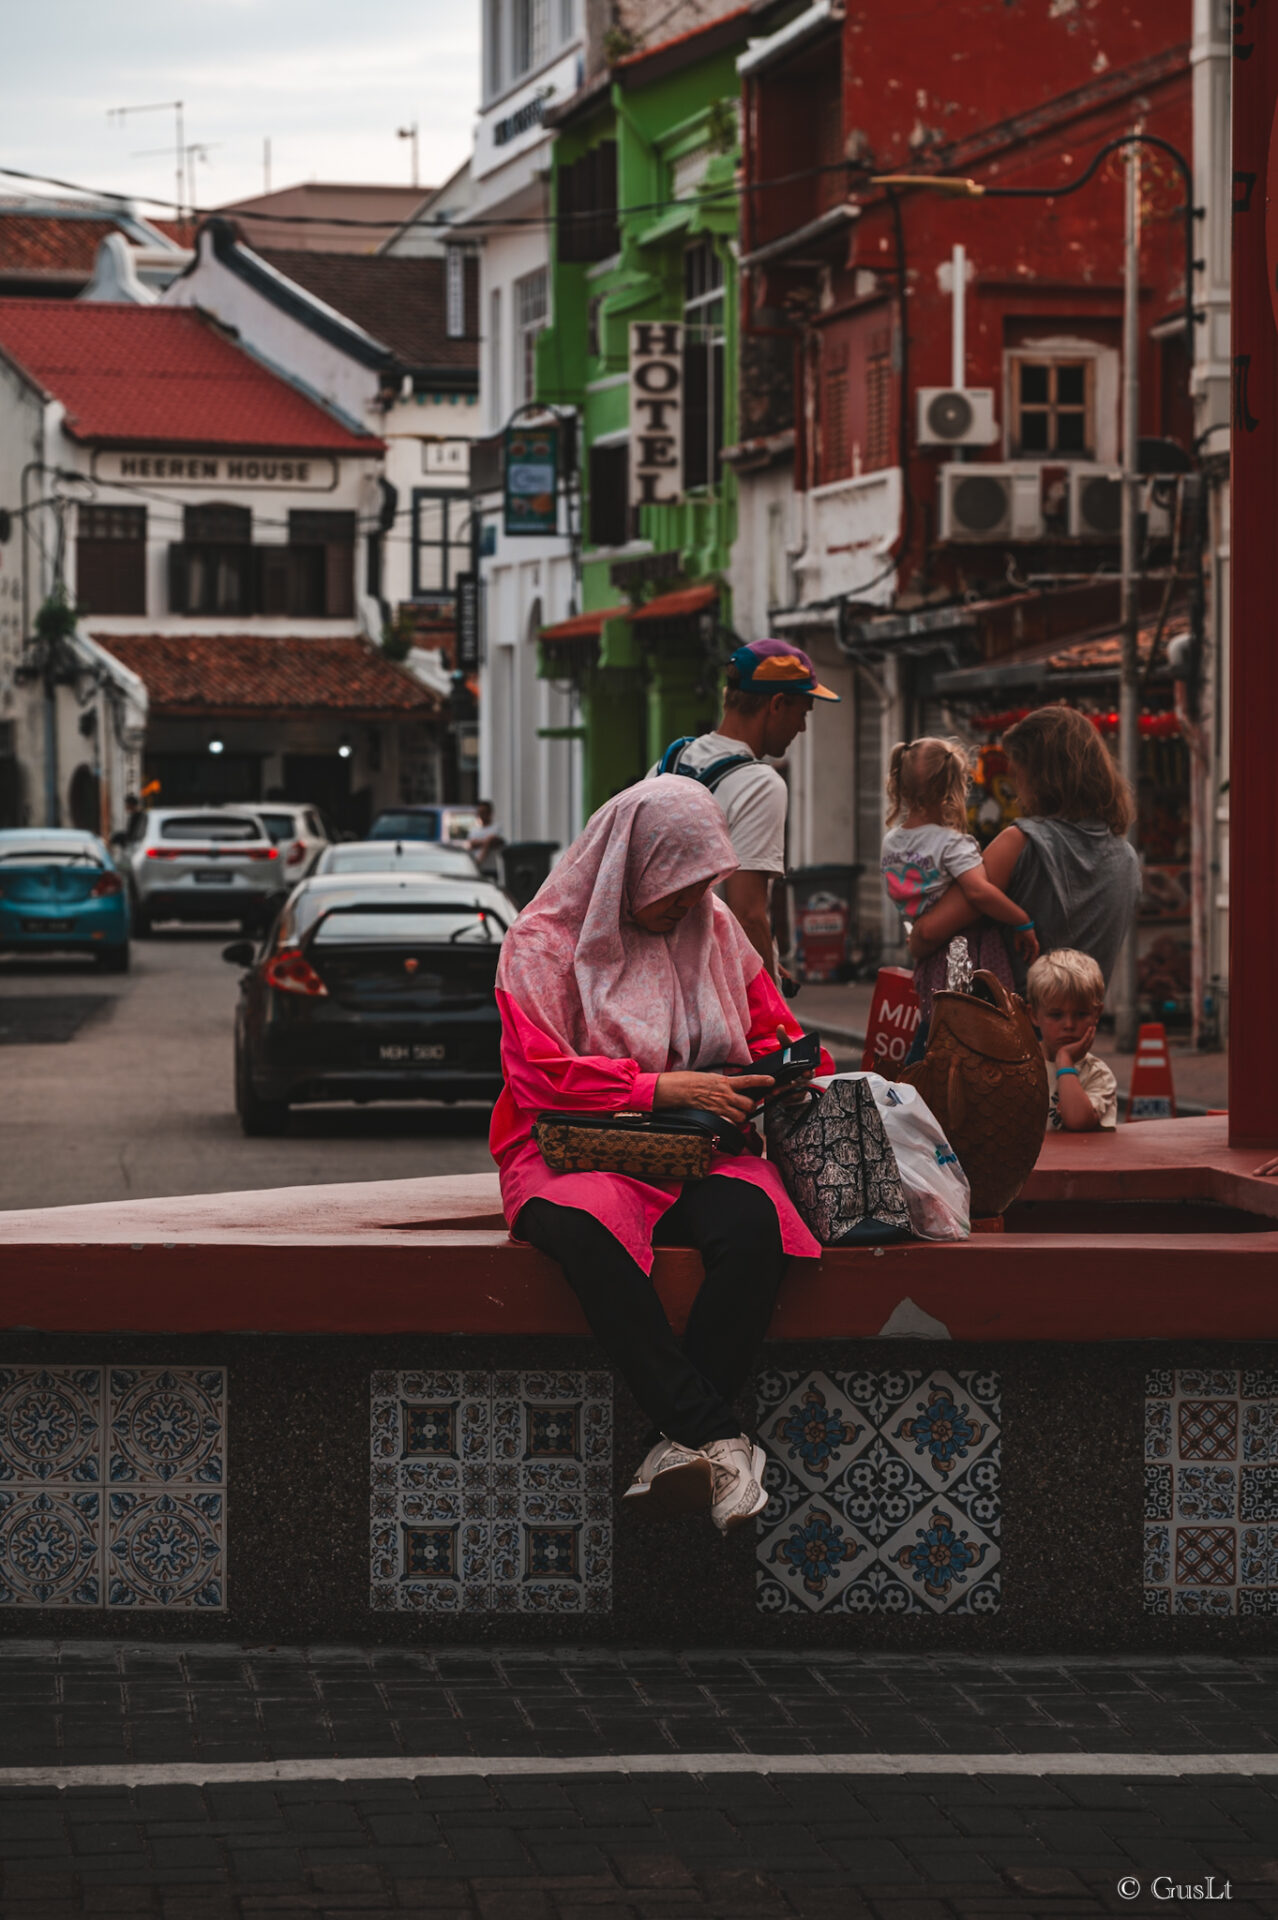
top-left (93, 631), bottom-right (439, 720)
top-left (539, 605), bottom-right (628, 643)
top-left (630, 584), bottom-right (718, 623)
top-left (930, 616), bottom-right (1189, 700)
top-left (539, 584), bottom-right (718, 642)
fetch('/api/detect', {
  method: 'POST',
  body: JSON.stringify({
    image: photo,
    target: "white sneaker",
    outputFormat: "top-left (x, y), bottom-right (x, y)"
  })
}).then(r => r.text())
top-left (705, 1435), bottom-right (769, 1536)
top-left (622, 1437), bottom-right (714, 1518)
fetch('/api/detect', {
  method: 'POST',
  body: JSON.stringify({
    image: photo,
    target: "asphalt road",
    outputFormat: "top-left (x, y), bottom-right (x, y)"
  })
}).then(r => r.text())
top-left (0, 928), bottom-right (497, 1212)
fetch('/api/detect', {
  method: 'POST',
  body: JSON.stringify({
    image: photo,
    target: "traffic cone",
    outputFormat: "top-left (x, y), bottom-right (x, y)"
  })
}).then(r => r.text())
top-left (1126, 1022), bottom-right (1177, 1121)
top-left (860, 967), bottom-right (922, 1075)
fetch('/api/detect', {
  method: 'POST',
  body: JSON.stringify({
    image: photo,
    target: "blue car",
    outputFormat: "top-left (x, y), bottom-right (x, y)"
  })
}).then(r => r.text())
top-left (0, 828), bottom-right (131, 970)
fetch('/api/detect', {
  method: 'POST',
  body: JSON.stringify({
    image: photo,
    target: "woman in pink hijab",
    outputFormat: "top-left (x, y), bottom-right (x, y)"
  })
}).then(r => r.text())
top-left (491, 776), bottom-right (831, 1537)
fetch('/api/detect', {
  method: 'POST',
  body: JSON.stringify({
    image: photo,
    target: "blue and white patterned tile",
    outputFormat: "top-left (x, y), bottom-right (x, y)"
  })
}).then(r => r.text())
top-left (1145, 1398), bottom-right (1173, 1461)
top-left (1241, 1467), bottom-right (1278, 1522)
top-left (756, 1499), bottom-right (875, 1613)
top-left (1242, 1401), bottom-right (1278, 1463)
top-left (1239, 1525), bottom-right (1278, 1588)
top-left (880, 1501), bottom-right (1000, 1615)
top-left (882, 1371), bottom-right (999, 1493)
top-left (1144, 1524), bottom-right (1172, 1587)
top-left (1176, 1368), bottom-right (1240, 1400)
top-left (0, 1368), bottom-right (101, 1484)
top-left (1145, 1463), bottom-right (1172, 1521)
top-left (1173, 1587), bottom-right (1235, 1617)
top-left (1242, 1368), bottom-right (1278, 1400)
top-left (0, 1488), bottom-right (100, 1605)
top-left (369, 1370), bottom-right (612, 1615)
top-left (105, 1490), bottom-right (223, 1609)
top-left (1174, 1465), bottom-right (1237, 1522)
top-left (756, 1370), bottom-right (1001, 1616)
top-left (1239, 1586), bottom-right (1278, 1615)
top-left (108, 1369), bottom-right (224, 1485)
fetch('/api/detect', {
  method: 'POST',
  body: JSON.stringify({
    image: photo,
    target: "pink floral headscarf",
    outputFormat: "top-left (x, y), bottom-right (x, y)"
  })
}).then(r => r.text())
top-left (496, 775), bottom-right (762, 1072)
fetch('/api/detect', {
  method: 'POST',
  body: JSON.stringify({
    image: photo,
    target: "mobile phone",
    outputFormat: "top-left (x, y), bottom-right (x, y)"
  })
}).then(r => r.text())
top-left (747, 1030), bottom-right (821, 1084)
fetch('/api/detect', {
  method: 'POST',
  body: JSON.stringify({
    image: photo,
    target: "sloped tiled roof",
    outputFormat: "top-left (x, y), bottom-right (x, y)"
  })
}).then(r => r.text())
top-left (259, 249), bottom-right (478, 375)
top-left (0, 213), bottom-right (129, 276)
top-left (0, 301), bottom-right (382, 452)
top-left (95, 632), bottom-right (438, 718)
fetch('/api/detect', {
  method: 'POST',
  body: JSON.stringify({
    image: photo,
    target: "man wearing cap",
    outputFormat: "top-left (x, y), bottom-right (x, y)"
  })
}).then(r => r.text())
top-left (649, 639), bottom-right (839, 979)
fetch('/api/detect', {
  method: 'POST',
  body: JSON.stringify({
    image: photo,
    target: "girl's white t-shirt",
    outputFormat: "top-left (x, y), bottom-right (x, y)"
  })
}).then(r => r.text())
top-left (881, 823), bottom-right (983, 926)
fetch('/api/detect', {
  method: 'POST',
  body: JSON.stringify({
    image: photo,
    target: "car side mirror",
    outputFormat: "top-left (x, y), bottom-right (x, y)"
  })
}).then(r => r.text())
top-left (222, 940), bottom-right (256, 967)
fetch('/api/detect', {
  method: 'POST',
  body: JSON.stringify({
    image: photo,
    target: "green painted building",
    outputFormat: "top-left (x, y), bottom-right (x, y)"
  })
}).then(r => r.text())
top-left (535, 12), bottom-right (749, 815)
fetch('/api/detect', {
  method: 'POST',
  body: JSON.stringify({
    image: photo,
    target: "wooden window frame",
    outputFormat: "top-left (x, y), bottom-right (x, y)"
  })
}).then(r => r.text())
top-left (76, 504), bottom-right (147, 616)
top-left (1008, 353), bottom-right (1095, 460)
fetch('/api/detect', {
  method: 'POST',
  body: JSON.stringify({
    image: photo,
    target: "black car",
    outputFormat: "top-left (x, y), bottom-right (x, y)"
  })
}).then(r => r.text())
top-left (225, 875), bottom-right (510, 1134)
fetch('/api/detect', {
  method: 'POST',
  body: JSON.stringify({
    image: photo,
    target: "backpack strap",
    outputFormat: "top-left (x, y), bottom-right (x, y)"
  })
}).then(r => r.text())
top-left (656, 738), bottom-right (756, 792)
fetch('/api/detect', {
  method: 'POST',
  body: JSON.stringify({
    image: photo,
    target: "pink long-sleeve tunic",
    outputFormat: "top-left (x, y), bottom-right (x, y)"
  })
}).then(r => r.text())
top-left (490, 970), bottom-right (832, 1273)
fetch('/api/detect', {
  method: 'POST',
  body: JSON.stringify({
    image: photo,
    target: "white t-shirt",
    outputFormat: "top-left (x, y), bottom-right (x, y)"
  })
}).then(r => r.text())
top-left (880, 823), bottom-right (983, 927)
top-left (1046, 1052), bottom-right (1118, 1131)
top-left (647, 732), bottom-right (787, 876)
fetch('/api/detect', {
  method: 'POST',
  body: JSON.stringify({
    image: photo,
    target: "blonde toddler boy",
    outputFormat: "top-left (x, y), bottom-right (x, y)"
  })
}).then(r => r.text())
top-left (1026, 949), bottom-right (1118, 1132)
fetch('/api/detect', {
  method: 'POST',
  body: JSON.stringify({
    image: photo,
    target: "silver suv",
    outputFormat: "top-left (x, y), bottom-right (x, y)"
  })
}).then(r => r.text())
top-left (119, 808), bottom-right (284, 934)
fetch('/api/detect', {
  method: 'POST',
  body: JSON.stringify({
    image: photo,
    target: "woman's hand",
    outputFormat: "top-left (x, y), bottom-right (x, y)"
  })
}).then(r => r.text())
top-left (654, 1071), bottom-right (773, 1122)
top-left (1014, 926), bottom-right (1040, 962)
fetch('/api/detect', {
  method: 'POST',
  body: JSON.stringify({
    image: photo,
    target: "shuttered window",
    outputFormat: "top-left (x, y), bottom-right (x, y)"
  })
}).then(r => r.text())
top-left (76, 505), bottom-right (146, 615)
top-left (289, 509), bottom-right (355, 618)
top-left (169, 502), bottom-right (253, 615)
top-left (683, 240), bottom-right (725, 491)
top-left (557, 143), bottom-right (619, 264)
top-left (588, 442), bottom-right (629, 548)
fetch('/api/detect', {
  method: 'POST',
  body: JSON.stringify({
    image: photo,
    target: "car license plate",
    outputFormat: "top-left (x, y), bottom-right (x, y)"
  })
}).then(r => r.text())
top-left (378, 1042), bottom-right (446, 1062)
top-left (195, 870), bottom-right (225, 883)
top-left (23, 917), bottom-right (73, 932)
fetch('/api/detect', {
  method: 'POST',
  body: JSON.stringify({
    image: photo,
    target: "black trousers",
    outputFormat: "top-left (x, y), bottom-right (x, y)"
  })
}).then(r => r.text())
top-left (517, 1177), bottom-right (788, 1450)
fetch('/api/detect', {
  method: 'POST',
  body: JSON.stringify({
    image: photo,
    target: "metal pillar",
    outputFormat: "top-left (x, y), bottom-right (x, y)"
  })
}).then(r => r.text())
top-left (1115, 137), bottom-right (1143, 1053)
top-left (1228, 2), bottom-right (1278, 1144)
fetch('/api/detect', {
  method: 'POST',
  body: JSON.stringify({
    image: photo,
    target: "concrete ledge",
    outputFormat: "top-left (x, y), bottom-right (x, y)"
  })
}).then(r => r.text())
top-left (2, 1118), bottom-right (1277, 1340)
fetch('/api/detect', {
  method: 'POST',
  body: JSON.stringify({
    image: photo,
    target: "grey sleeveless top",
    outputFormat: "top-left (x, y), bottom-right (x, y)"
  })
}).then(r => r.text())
top-left (1007, 816), bottom-right (1140, 990)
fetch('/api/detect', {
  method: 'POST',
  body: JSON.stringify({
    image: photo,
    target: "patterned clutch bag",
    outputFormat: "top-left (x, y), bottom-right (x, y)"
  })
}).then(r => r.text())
top-left (532, 1108), bottom-right (735, 1181)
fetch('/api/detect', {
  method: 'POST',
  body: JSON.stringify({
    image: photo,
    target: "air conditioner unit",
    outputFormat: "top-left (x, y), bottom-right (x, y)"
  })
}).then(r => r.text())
top-left (939, 464), bottom-right (1044, 543)
top-left (917, 387), bottom-right (999, 447)
top-left (1069, 466), bottom-right (1123, 540)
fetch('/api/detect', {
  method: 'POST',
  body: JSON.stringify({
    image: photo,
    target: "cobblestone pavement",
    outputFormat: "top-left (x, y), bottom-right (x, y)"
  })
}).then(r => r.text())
top-left (0, 1645), bottom-right (1276, 1917)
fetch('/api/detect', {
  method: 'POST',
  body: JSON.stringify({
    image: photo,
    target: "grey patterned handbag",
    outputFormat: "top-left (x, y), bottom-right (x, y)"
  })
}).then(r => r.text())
top-left (765, 1079), bottom-right (911, 1246)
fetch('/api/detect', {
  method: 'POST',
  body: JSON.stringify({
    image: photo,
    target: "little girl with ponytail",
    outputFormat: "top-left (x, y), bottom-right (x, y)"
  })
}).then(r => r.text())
top-left (882, 737), bottom-right (1039, 1024)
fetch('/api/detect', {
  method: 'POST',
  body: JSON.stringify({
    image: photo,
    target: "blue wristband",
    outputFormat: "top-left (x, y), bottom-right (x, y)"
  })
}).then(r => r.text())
top-left (1056, 1066), bottom-right (1080, 1078)
top-left (1017, 920), bottom-right (1035, 931)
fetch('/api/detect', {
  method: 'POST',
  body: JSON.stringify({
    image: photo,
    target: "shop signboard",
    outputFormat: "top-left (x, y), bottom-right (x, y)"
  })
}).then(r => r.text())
top-left (455, 571), bottom-right (480, 673)
top-left (503, 423), bottom-right (559, 537)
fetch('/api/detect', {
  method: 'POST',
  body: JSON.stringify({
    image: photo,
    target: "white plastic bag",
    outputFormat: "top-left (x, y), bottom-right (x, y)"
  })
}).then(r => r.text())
top-left (810, 1071), bottom-right (971, 1240)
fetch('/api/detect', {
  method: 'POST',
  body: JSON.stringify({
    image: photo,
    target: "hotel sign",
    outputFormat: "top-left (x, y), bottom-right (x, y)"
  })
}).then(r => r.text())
top-left (629, 322), bottom-right (683, 508)
top-left (90, 450), bottom-right (339, 490)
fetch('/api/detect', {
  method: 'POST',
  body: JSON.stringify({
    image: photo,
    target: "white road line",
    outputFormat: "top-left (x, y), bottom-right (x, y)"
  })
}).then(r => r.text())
top-left (0, 1752), bottom-right (1275, 1790)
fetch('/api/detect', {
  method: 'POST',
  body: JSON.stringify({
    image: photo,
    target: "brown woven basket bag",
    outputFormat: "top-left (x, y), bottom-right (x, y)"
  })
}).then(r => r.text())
top-left (897, 969), bottom-right (1049, 1217)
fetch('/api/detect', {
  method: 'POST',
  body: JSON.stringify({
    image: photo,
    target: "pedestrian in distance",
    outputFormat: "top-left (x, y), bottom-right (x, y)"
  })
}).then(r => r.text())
top-left (882, 736), bottom-right (1040, 1027)
top-left (909, 704), bottom-right (1140, 995)
top-left (489, 776), bottom-right (832, 1535)
top-left (650, 639), bottom-right (839, 981)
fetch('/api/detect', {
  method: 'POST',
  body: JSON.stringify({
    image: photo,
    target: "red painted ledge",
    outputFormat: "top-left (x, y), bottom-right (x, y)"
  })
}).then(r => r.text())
top-left (2, 1119), bottom-right (1277, 1342)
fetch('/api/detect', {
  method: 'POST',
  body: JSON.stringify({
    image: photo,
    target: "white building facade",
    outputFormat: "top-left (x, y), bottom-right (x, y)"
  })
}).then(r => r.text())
top-left (464, 0), bottom-right (584, 850)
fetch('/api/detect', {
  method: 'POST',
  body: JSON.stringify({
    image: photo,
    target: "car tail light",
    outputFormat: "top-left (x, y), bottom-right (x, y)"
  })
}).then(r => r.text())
top-left (287, 840), bottom-right (307, 865)
top-left (89, 871), bottom-right (122, 897)
top-left (146, 848), bottom-right (182, 860)
top-left (246, 847), bottom-right (279, 862)
top-left (263, 947), bottom-right (327, 997)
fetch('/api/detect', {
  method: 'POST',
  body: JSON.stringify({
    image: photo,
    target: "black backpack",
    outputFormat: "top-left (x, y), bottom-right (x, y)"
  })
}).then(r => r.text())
top-left (656, 736), bottom-right (755, 792)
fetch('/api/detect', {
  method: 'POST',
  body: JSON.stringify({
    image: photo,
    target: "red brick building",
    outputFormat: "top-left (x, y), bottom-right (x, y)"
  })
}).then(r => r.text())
top-left (730, 0), bottom-right (1220, 1030)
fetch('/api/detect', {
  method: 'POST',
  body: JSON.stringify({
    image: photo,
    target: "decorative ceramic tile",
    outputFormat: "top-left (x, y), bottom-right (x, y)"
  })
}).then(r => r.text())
top-left (1143, 1370), bottom-right (1278, 1618)
top-left (370, 1371), bottom-right (612, 1614)
top-left (0, 1367), bottom-right (226, 1610)
top-left (0, 1368), bottom-right (101, 1483)
top-left (756, 1369), bottom-right (1000, 1615)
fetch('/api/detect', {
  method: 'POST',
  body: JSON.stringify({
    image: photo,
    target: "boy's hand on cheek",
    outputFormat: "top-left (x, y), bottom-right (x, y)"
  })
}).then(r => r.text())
top-left (1056, 1023), bottom-right (1096, 1068)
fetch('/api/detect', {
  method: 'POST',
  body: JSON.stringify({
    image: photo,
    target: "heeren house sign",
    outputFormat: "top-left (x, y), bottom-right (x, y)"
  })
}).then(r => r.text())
top-left (629, 322), bottom-right (683, 507)
top-left (90, 450), bottom-right (339, 490)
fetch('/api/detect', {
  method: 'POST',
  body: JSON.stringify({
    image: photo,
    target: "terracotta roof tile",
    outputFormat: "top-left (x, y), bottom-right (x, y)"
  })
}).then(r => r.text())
top-left (0, 213), bottom-right (130, 276)
top-left (259, 249), bottom-right (478, 374)
top-left (94, 632), bottom-right (437, 718)
top-left (0, 301), bottom-right (381, 452)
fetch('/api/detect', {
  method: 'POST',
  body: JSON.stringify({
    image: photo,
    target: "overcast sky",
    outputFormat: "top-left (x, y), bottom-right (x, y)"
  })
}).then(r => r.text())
top-left (6, 0), bottom-right (481, 215)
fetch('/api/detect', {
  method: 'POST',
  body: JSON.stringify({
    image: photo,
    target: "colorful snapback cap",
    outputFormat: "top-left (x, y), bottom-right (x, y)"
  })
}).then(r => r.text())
top-left (729, 639), bottom-right (841, 702)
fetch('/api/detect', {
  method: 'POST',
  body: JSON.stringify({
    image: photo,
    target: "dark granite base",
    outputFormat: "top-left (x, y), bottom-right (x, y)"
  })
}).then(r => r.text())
top-left (0, 1332), bottom-right (1275, 1649)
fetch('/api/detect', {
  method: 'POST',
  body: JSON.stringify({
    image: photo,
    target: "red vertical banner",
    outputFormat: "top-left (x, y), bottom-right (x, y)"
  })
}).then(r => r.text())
top-left (1230, 0), bottom-right (1278, 1144)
